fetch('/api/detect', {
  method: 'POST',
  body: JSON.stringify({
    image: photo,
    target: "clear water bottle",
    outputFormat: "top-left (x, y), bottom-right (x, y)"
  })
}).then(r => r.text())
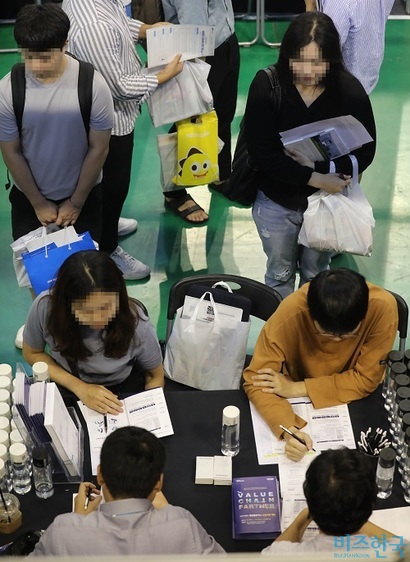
top-left (0, 403), bottom-right (10, 420)
top-left (9, 443), bottom-right (31, 495)
top-left (399, 427), bottom-right (410, 479)
top-left (376, 447), bottom-right (396, 499)
top-left (0, 459), bottom-right (9, 493)
top-left (0, 429), bottom-right (9, 449)
top-left (0, 416), bottom-right (10, 433)
top-left (221, 405), bottom-right (240, 457)
top-left (392, 401), bottom-right (410, 448)
top-left (32, 446), bottom-right (54, 499)
top-left (0, 443), bottom-right (12, 492)
top-left (0, 377), bottom-right (11, 393)
top-left (32, 361), bottom-right (50, 383)
top-left (389, 384), bottom-right (410, 431)
top-left (0, 364), bottom-right (12, 381)
top-left (386, 362), bottom-right (407, 411)
top-left (383, 351), bottom-right (404, 401)
top-left (9, 430), bottom-right (23, 447)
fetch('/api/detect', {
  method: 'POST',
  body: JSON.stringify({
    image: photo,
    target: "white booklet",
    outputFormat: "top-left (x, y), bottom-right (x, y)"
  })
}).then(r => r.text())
top-left (44, 383), bottom-right (81, 476)
top-left (146, 24), bottom-right (215, 68)
top-left (250, 397), bottom-right (355, 465)
top-left (78, 387), bottom-right (174, 475)
top-left (280, 115), bottom-right (373, 162)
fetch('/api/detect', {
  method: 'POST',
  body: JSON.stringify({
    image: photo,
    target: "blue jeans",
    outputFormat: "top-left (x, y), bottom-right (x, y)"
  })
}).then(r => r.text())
top-left (252, 191), bottom-right (331, 298)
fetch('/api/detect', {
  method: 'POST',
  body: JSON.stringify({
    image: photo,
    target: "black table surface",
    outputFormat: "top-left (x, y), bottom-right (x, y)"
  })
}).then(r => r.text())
top-left (1, 386), bottom-right (407, 551)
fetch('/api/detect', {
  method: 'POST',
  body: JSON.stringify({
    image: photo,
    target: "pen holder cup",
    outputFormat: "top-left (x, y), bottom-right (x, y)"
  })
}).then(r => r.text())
top-left (0, 494), bottom-right (22, 534)
top-left (357, 427), bottom-right (392, 460)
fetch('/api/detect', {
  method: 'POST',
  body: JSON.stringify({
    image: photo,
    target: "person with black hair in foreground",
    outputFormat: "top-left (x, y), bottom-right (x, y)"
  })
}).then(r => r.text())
top-left (30, 427), bottom-right (224, 556)
top-left (263, 449), bottom-right (402, 555)
top-left (243, 269), bottom-right (398, 461)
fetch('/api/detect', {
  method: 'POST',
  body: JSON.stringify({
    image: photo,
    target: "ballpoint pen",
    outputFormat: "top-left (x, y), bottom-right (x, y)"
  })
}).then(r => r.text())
top-left (84, 487), bottom-right (92, 511)
top-left (279, 424), bottom-right (316, 452)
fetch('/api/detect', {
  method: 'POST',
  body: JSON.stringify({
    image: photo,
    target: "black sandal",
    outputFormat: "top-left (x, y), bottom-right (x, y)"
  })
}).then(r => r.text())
top-left (164, 194), bottom-right (209, 224)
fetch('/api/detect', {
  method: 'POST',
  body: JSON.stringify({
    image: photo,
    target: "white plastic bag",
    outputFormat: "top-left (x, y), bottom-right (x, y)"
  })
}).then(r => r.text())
top-left (145, 59), bottom-right (214, 127)
top-left (157, 132), bottom-right (177, 192)
top-left (164, 292), bottom-right (250, 390)
top-left (298, 156), bottom-right (375, 256)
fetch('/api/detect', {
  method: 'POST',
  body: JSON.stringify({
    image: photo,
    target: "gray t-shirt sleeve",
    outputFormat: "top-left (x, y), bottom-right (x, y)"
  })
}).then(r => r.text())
top-left (0, 73), bottom-right (19, 142)
top-left (90, 69), bottom-right (114, 131)
top-left (23, 292), bottom-right (51, 351)
top-left (132, 307), bottom-right (163, 371)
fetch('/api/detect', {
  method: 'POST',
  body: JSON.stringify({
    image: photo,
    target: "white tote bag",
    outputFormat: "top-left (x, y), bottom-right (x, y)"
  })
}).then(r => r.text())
top-left (298, 155), bottom-right (375, 256)
top-left (145, 59), bottom-right (214, 128)
top-left (164, 292), bottom-right (250, 390)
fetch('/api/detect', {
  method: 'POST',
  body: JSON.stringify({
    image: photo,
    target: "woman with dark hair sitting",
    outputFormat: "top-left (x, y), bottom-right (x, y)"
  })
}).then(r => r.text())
top-left (22, 250), bottom-right (163, 414)
top-left (245, 11), bottom-right (376, 299)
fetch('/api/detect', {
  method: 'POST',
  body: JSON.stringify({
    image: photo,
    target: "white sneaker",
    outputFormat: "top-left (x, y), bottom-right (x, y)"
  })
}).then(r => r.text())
top-left (15, 324), bottom-right (25, 349)
top-left (110, 246), bottom-right (150, 280)
top-left (118, 217), bottom-right (138, 237)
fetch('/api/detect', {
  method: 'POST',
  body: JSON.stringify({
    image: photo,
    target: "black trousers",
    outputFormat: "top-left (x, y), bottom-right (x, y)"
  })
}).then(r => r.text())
top-left (99, 132), bottom-right (134, 254)
top-left (165, 33), bottom-right (240, 199)
top-left (9, 183), bottom-right (102, 243)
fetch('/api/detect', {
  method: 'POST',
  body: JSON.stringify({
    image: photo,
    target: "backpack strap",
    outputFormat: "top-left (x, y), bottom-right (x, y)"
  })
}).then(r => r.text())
top-left (10, 63), bottom-right (26, 138)
top-left (263, 64), bottom-right (282, 113)
top-left (7, 57), bottom-right (94, 190)
top-left (76, 59), bottom-right (94, 135)
top-left (11, 56), bottom-right (94, 138)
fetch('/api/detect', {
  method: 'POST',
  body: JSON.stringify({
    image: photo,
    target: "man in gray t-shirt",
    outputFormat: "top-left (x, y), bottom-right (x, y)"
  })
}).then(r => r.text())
top-left (0, 4), bottom-right (113, 243)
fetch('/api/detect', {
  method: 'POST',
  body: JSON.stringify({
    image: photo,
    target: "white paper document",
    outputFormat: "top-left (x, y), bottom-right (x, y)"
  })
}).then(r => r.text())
top-left (146, 25), bottom-right (215, 68)
top-left (44, 383), bottom-right (81, 476)
top-left (278, 454), bottom-right (318, 499)
top-left (78, 387), bottom-right (174, 475)
top-left (280, 497), bottom-right (319, 540)
top-left (280, 115), bottom-right (373, 162)
top-left (281, 500), bottom-right (410, 542)
top-left (250, 398), bottom-right (355, 466)
top-left (369, 507), bottom-right (410, 540)
top-left (107, 388), bottom-right (174, 437)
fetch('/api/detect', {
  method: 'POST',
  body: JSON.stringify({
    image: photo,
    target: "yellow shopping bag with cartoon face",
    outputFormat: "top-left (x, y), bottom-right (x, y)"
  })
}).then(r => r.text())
top-left (173, 111), bottom-right (219, 186)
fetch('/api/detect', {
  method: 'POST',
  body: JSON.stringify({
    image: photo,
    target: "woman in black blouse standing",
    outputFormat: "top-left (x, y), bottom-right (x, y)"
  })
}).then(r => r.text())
top-left (245, 11), bottom-right (375, 298)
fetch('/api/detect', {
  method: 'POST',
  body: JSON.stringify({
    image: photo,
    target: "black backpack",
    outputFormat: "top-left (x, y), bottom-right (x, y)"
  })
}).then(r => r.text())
top-left (6, 56), bottom-right (94, 189)
top-left (220, 65), bottom-right (281, 206)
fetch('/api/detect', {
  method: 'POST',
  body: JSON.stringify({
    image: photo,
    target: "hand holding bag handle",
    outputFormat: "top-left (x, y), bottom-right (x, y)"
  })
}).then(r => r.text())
top-left (298, 153), bottom-right (375, 255)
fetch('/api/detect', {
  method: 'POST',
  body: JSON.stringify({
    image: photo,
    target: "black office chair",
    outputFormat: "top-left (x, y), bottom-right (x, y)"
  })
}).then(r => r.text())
top-left (165, 274), bottom-right (282, 342)
top-left (387, 290), bottom-right (409, 353)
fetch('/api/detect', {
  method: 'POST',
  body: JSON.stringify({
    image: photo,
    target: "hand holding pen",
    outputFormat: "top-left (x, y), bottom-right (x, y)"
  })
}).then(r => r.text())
top-left (280, 425), bottom-right (315, 462)
top-left (74, 482), bottom-right (101, 515)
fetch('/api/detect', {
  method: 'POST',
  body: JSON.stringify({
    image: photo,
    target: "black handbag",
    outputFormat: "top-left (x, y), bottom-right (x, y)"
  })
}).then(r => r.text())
top-left (221, 65), bottom-right (281, 206)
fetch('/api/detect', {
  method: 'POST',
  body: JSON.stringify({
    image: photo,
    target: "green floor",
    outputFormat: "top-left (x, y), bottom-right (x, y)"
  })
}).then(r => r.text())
top-left (1, 20), bottom-right (410, 367)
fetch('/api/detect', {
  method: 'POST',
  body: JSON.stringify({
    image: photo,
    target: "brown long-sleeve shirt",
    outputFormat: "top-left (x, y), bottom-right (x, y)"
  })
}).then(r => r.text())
top-left (243, 283), bottom-right (397, 438)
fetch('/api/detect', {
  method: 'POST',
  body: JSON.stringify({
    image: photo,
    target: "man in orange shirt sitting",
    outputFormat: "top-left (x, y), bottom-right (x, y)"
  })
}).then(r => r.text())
top-left (243, 269), bottom-right (398, 461)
